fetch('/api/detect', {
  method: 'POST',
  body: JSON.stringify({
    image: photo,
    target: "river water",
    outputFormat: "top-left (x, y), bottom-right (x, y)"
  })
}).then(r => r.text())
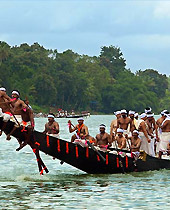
top-left (0, 115), bottom-right (170, 209)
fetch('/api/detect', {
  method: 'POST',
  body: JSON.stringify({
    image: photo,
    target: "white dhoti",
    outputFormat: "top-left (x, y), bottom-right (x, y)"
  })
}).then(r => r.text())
top-left (159, 132), bottom-right (170, 152)
top-left (148, 138), bottom-right (155, 157)
top-left (0, 108), bottom-right (11, 122)
top-left (10, 115), bottom-right (22, 126)
top-left (139, 132), bottom-right (149, 155)
top-left (74, 139), bottom-right (88, 147)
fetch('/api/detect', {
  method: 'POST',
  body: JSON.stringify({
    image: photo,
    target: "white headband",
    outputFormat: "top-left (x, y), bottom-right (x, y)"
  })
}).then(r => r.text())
top-left (134, 113), bottom-right (138, 117)
top-left (161, 110), bottom-right (168, 115)
top-left (48, 114), bottom-right (55, 118)
top-left (145, 107), bottom-right (152, 114)
top-left (12, 91), bottom-right (20, 96)
top-left (147, 113), bottom-right (154, 118)
top-left (140, 113), bottom-right (147, 119)
top-left (120, 109), bottom-right (127, 114)
top-left (133, 130), bottom-right (139, 134)
top-left (117, 128), bottom-right (124, 133)
top-left (77, 117), bottom-right (84, 121)
top-left (99, 124), bottom-right (106, 129)
top-left (0, 87), bottom-right (6, 92)
top-left (129, 110), bottom-right (135, 115)
top-left (114, 111), bottom-right (121, 116)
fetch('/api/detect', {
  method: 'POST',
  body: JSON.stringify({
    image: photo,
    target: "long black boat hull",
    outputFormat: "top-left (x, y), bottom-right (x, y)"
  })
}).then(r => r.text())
top-left (1, 117), bottom-right (170, 174)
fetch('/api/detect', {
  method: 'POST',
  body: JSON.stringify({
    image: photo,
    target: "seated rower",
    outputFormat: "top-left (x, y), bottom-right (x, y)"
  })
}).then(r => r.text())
top-left (43, 113), bottom-right (59, 138)
top-left (167, 140), bottom-right (170, 156)
top-left (128, 130), bottom-right (141, 159)
top-left (113, 128), bottom-right (126, 150)
top-left (68, 118), bottom-right (93, 143)
top-left (94, 124), bottom-right (112, 151)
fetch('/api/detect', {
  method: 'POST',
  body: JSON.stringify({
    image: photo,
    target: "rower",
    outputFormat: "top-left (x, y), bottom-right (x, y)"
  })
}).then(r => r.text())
top-left (116, 109), bottom-right (132, 138)
top-left (110, 111), bottom-right (121, 140)
top-left (128, 110), bottom-right (137, 131)
top-left (113, 128), bottom-right (126, 150)
top-left (68, 118), bottom-right (89, 142)
top-left (0, 87), bottom-right (13, 135)
top-left (15, 105), bottom-right (35, 151)
top-left (146, 112), bottom-right (159, 157)
top-left (10, 90), bottom-right (27, 125)
top-left (157, 112), bottom-right (170, 159)
top-left (43, 113), bottom-right (59, 138)
top-left (128, 130), bottom-right (141, 153)
top-left (95, 124), bottom-right (112, 151)
top-left (138, 113), bottom-right (151, 155)
top-left (156, 110), bottom-right (168, 155)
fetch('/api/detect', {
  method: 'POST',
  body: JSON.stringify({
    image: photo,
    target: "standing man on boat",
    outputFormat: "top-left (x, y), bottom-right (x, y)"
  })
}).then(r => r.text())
top-left (68, 118), bottom-right (90, 142)
top-left (156, 110), bottom-right (168, 154)
top-left (44, 113), bottom-right (59, 138)
top-left (95, 124), bottom-right (112, 151)
top-left (146, 112), bottom-right (159, 156)
top-left (157, 112), bottom-right (170, 159)
top-left (110, 111), bottom-right (121, 139)
top-left (116, 109), bottom-right (132, 137)
top-left (138, 113), bottom-right (151, 155)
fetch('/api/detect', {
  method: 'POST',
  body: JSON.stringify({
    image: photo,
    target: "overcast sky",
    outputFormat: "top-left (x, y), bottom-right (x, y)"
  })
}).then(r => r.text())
top-left (1, 0), bottom-right (170, 76)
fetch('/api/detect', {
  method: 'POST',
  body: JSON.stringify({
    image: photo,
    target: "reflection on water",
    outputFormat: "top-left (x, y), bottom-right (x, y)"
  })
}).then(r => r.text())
top-left (0, 116), bottom-right (170, 209)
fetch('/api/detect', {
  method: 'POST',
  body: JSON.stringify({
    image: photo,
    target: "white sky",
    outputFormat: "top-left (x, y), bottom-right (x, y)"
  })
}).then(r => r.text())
top-left (1, 0), bottom-right (170, 75)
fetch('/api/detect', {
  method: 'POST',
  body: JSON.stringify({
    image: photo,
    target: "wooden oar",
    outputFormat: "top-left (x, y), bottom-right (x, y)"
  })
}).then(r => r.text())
top-left (114, 140), bottom-right (125, 174)
top-left (86, 141), bottom-right (106, 162)
top-left (69, 121), bottom-right (106, 162)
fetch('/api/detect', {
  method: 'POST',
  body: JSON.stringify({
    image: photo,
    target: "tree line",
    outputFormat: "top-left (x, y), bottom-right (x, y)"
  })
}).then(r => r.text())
top-left (0, 41), bottom-right (169, 114)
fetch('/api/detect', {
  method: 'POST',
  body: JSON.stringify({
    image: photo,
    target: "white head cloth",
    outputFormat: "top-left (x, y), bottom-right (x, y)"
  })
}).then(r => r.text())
top-left (145, 107), bottom-right (152, 114)
top-left (114, 111), bottom-right (121, 116)
top-left (117, 128), bottom-right (124, 133)
top-left (140, 113), bottom-right (147, 119)
top-left (99, 124), bottom-right (106, 129)
top-left (0, 87), bottom-right (6, 91)
top-left (77, 117), bottom-right (84, 121)
top-left (12, 91), bottom-right (20, 96)
top-left (120, 109), bottom-right (127, 114)
top-left (134, 113), bottom-right (138, 118)
top-left (133, 130), bottom-right (139, 134)
top-left (147, 113), bottom-right (154, 118)
top-left (48, 114), bottom-right (55, 118)
top-left (161, 110), bottom-right (168, 115)
top-left (129, 110), bottom-right (135, 115)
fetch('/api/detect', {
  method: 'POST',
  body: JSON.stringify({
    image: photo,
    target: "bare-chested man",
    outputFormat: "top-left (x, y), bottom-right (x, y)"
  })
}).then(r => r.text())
top-left (138, 113), bottom-right (151, 155)
top-left (110, 111), bottom-right (121, 139)
top-left (95, 124), bottom-right (112, 151)
top-left (113, 128), bottom-right (126, 150)
top-left (44, 113), bottom-right (59, 138)
top-left (128, 130), bottom-right (141, 152)
top-left (10, 90), bottom-right (27, 125)
top-left (68, 118), bottom-right (90, 142)
top-left (0, 87), bottom-right (12, 135)
top-left (116, 109), bottom-right (132, 137)
top-left (146, 112), bottom-right (159, 157)
top-left (157, 113), bottom-right (170, 159)
top-left (128, 110), bottom-right (137, 131)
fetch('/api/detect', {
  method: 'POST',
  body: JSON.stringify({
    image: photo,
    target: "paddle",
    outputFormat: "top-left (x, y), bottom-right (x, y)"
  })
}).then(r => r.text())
top-left (114, 139), bottom-right (125, 174)
top-left (68, 120), bottom-right (106, 162)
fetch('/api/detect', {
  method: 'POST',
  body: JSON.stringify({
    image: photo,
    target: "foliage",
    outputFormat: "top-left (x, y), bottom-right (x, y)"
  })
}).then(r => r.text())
top-left (0, 42), bottom-right (168, 114)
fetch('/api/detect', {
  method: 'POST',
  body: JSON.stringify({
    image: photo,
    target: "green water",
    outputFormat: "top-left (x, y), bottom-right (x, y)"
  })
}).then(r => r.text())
top-left (0, 115), bottom-right (170, 209)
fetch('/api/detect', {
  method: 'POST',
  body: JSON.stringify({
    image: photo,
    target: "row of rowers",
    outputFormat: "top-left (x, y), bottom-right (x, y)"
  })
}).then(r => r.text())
top-left (64, 107), bottom-right (170, 159)
top-left (0, 88), bottom-right (34, 141)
